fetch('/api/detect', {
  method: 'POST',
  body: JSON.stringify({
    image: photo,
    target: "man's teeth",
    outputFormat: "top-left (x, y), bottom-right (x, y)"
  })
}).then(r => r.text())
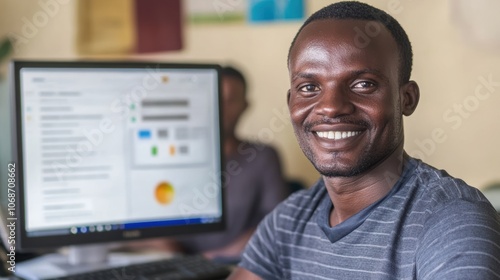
top-left (316, 131), bottom-right (361, 140)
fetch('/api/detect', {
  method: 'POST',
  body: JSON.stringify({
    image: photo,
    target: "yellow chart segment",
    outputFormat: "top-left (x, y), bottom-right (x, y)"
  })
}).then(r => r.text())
top-left (155, 181), bottom-right (175, 205)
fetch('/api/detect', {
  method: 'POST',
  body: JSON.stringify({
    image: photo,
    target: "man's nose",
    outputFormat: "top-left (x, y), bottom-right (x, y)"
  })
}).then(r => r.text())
top-left (314, 85), bottom-right (355, 118)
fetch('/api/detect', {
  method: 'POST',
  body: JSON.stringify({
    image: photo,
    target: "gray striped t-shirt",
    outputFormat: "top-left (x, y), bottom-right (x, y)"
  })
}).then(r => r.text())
top-left (240, 157), bottom-right (500, 279)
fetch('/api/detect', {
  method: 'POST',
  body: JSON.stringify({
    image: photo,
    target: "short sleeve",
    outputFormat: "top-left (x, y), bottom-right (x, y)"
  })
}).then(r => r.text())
top-left (416, 200), bottom-right (500, 279)
top-left (239, 207), bottom-right (284, 280)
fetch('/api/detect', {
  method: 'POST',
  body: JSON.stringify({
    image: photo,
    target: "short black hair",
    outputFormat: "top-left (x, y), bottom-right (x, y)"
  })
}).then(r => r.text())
top-left (288, 1), bottom-right (413, 84)
top-left (221, 66), bottom-right (247, 94)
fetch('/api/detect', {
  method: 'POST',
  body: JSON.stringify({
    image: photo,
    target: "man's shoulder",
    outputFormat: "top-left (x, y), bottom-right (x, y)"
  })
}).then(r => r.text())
top-left (408, 157), bottom-right (491, 206)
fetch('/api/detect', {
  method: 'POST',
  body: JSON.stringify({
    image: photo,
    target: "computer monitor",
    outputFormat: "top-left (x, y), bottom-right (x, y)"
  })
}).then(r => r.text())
top-left (8, 61), bottom-right (224, 260)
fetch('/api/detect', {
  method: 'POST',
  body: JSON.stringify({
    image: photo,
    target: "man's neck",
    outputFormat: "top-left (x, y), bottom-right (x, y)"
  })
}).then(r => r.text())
top-left (324, 145), bottom-right (406, 227)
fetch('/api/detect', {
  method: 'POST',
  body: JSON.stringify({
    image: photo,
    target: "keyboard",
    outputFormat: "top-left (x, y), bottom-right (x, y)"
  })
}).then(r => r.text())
top-left (46, 255), bottom-right (232, 280)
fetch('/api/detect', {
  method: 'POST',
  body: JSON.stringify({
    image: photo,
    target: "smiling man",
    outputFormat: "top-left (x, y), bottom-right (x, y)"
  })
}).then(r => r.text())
top-left (229, 1), bottom-right (500, 279)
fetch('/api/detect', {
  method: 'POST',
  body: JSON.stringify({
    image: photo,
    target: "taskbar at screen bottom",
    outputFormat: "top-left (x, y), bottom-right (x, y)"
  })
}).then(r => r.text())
top-left (26, 216), bottom-right (222, 238)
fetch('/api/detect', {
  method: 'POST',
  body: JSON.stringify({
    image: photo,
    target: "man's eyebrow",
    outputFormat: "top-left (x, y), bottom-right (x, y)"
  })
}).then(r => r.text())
top-left (291, 72), bottom-right (317, 82)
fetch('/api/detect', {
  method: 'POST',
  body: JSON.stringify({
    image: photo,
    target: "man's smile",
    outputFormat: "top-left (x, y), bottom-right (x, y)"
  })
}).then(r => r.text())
top-left (315, 130), bottom-right (362, 140)
top-left (309, 122), bottom-right (368, 143)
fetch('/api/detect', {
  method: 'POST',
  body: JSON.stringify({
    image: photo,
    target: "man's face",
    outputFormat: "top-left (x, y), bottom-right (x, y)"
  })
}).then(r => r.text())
top-left (288, 19), bottom-right (404, 177)
top-left (222, 76), bottom-right (247, 137)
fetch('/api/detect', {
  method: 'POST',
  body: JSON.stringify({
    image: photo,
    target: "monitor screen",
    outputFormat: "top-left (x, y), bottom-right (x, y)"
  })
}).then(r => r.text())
top-left (10, 61), bottom-right (224, 251)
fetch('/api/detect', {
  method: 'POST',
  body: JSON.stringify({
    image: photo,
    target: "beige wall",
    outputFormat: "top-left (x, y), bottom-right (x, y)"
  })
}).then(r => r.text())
top-left (1, 0), bottom-right (499, 188)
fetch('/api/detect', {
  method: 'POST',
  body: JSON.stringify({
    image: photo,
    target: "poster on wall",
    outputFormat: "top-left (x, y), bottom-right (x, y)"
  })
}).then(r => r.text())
top-left (76, 0), bottom-right (136, 55)
top-left (135, 0), bottom-right (182, 53)
top-left (249, 0), bottom-right (305, 23)
top-left (77, 0), bottom-right (182, 55)
top-left (186, 0), bottom-right (304, 25)
top-left (186, 0), bottom-right (247, 24)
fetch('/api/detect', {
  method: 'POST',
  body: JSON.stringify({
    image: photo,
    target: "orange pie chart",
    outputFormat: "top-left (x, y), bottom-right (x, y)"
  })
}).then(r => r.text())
top-left (155, 181), bottom-right (175, 205)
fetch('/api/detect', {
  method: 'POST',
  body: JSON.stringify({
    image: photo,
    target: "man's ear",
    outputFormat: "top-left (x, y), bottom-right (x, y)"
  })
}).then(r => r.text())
top-left (400, 81), bottom-right (420, 116)
top-left (287, 89), bottom-right (291, 104)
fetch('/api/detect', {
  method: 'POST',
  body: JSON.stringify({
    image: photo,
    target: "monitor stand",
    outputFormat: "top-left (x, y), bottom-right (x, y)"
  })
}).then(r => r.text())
top-left (15, 244), bottom-right (172, 279)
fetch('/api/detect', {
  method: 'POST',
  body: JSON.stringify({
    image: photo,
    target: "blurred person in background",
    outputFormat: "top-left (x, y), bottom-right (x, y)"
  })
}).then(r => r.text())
top-left (176, 66), bottom-right (289, 262)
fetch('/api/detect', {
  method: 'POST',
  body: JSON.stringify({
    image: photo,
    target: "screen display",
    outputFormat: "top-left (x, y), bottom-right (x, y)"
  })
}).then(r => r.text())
top-left (14, 62), bottom-right (223, 244)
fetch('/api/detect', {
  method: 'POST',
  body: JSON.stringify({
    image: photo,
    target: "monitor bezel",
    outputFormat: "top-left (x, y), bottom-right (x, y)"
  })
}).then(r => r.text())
top-left (11, 60), bottom-right (225, 251)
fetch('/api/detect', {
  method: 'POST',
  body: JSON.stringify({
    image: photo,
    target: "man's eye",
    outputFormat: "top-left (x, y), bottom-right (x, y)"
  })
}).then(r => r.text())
top-left (352, 81), bottom-right (375, 89)
top-left (299, 84), bottom-right (320, 92)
